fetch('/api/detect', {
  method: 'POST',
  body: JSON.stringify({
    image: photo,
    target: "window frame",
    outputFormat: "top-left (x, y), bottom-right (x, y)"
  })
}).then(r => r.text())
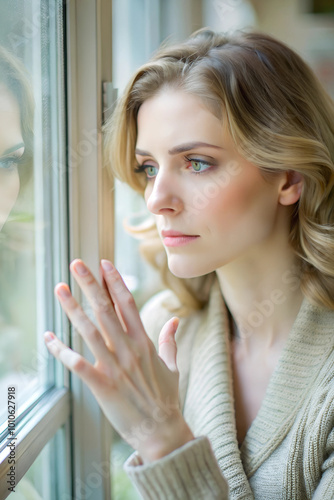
top-left (0, 0), bottom-right (114, 498)
top-left (66, 0), bottom-right (114, 498)
top-left (0, 0), bottom-right (72, 496)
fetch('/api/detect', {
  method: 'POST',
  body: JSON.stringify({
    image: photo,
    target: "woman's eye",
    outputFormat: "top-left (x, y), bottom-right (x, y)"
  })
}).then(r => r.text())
top-left (145, 165), bottom-right (158, 178)
top-left (134, 164), bottom-right (158, 179)
top-left (187, 159), bottom-right (211, 174)
top-left (0, 158), bottom-right (19, 170)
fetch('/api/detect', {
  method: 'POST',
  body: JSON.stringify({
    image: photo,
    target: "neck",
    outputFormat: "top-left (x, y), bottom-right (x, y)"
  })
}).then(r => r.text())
top-left (216, 240), bottom-right (304, 351)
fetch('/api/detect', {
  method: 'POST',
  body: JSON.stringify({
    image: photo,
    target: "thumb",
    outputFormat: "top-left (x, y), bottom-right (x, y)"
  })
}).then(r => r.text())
top-left (158, 317), bottom-right (179, 372)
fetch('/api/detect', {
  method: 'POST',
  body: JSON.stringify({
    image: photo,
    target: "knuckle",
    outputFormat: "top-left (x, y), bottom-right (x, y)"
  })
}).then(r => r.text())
top-left (95, 302), bottom-right (110, 315)
top-left (110, 271), bottom-right (121, 283)
top-left (85, 326), bottom-right (100, 343)
top-left (124, 293), bottom-right (135, 308)
top-left (69, 302), bottom-right (82, 317)
top-left (84, 274), bottom-right (95, 286)
top-left (93, 291), bottom-right (110, 314)
top-left (111, 273), bottom-right (125, 292)
top-left (73, 356), bottom-right (86, 372)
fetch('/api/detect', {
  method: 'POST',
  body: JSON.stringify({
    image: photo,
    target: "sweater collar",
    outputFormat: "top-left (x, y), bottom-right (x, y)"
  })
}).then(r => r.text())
top-left (183, 276), bottom-right (334, 489)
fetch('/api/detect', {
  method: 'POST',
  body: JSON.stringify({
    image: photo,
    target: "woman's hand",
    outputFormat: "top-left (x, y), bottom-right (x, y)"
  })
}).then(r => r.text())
top-left (43, 259), bottom-right (194, 463)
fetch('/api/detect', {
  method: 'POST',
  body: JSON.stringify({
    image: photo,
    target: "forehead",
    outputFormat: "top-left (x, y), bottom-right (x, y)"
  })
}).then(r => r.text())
top-left (0, 84), bottom-right (22, 154)
top-left (136, 90), bottom-right (225, 148)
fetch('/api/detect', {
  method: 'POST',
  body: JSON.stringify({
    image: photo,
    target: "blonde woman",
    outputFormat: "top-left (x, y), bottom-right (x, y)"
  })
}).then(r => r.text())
top-left (44, 29), bottom-right (334, 499)
top-left (0, 46), bottom-right (33, 230)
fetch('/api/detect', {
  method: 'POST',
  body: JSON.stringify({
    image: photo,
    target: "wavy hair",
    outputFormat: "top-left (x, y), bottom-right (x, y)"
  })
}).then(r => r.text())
top-left (104, 28), bottom-right (334, 315)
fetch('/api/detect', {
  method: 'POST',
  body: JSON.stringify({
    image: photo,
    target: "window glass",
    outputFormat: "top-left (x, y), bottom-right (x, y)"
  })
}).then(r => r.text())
top-left (110, 438), bottom-right (141, 500)
top-left (0, 0), bottom-right (67, 424)
top-left (9, 425), bottom-right (70, 500)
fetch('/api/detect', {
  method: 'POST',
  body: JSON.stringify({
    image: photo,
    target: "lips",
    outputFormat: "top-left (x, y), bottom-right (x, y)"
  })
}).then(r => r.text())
top-left (161, 230), bottom-right (198, 238)
top-left (161, 230), bottom-right (200, 247)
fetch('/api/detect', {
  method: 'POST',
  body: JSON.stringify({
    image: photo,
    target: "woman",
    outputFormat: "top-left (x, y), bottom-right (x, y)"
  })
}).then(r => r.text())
top-left (44, 29), bottom-right (334, 499)
top-left (0, 46), bottom-right (33, 230)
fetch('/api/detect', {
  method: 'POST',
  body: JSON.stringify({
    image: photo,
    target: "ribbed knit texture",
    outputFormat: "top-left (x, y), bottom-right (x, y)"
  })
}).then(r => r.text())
top-left (124, 436), bottom-right (229, 499)
top-left (124, 277), bottom-right (334, 499)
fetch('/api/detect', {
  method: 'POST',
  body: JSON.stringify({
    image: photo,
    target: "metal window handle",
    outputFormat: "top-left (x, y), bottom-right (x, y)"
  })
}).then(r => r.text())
top-left (102, 82), bottom-right (118, 124)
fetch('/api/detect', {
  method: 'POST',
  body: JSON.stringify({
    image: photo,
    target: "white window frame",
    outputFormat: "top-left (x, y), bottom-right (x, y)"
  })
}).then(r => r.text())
top-left (0, 1), bottom-right (113, 498)
top-left (0, 0), bottom-right (72, 495)
top-left (66, 0), bottom-right (113, 498)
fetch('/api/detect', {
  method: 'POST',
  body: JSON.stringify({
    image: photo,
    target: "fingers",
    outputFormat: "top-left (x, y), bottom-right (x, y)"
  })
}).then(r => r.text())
top-left (100, 260), bottom-right (147, 342)
top-left (70, 259), bottom-right (130, 352)
top-left (158, 317), bottom-right (179, 373)
top-left (99, 267), bottom-right (127, 330)
top-left (44, 332), bottom-right (106, 386)
top-left (54, 283), bottom-right (115, 362)
top-left (44, 332), bottom-right (98, 380)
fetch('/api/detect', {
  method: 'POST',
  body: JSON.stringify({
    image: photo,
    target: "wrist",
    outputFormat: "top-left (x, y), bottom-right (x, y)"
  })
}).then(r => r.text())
top-left (139, 417), bottom-right (195, 464)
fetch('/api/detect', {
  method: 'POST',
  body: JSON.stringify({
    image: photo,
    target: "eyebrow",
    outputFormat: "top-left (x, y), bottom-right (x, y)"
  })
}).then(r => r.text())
top-left (135, 141), bottom-right (224, 157)
top-left (1, 142), bottom-right (25, 156)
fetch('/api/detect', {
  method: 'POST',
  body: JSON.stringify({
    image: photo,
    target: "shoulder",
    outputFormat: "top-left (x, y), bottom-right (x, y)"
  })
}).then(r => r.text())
top-left (139, 289), bottom-right (180, 349)
top-left (139, 288), bottom-right (207, 350)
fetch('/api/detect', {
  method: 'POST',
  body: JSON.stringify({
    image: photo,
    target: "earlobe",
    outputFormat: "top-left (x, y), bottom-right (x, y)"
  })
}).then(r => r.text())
top-left (278, 170), bottom-right (303, 206)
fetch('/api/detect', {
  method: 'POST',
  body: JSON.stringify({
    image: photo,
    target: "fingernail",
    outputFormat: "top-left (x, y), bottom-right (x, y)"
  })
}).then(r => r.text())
top-left (101, 259), bottom-right (114, 273)
top-left (73, 261), bottom-right (88, 276)
top-left (172, 317), bottom-right (179, 331)
top-left (44, 331), bottom-right (55, 343)
top-left (56, 284), bottom-right (71, 299)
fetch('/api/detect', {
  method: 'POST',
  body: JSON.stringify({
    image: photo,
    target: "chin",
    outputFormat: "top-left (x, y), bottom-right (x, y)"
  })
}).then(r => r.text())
top-left (167, 256), bottom-right (213, 279)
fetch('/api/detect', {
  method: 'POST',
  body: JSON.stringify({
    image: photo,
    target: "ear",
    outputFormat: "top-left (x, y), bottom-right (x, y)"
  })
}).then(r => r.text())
top-left (278, 170), bottom-right (303, 206)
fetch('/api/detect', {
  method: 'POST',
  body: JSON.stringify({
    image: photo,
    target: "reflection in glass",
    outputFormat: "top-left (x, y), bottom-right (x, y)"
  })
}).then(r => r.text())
top-left (0, 44), bottom-right (37, 422)
top-left (0, 0), bottom-right (67, 424)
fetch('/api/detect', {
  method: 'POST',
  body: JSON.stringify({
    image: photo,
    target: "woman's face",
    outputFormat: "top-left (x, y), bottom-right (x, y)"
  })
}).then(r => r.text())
top-left (135, 89), bottom-right (286, 278)
top-left (0, 84), bottom-right (24, 231)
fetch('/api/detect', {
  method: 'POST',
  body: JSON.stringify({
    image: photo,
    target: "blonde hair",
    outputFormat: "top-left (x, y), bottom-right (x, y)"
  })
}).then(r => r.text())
top-left (104, 28), bottom-right (334, 315)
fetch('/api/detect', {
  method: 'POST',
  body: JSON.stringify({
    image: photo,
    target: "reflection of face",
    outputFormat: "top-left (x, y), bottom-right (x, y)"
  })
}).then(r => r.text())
top-left (0, 84), bottom-right (24, 231)
top-left (135, 90), bottom-right (285, 278)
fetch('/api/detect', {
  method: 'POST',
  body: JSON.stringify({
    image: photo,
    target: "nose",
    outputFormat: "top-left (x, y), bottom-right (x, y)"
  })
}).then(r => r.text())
top-left (145, 168), bottom-right (183, 215)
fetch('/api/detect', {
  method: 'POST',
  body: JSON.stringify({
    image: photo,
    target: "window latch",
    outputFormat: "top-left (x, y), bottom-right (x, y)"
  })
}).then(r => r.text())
top-left (102, 82), bottom-right (118, 124)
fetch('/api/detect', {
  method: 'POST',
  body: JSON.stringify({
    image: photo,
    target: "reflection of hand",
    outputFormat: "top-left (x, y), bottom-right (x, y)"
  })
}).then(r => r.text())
top-left (44, 259), bottom-right (194, 463)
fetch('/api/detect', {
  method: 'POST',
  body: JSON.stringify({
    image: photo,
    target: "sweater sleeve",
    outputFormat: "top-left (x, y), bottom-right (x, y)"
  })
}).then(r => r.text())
top-left (123, 435), bottom-right (229, 500)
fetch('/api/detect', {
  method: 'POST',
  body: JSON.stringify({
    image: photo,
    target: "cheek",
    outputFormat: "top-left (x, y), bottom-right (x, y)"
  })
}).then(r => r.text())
top-left (203, 179), bottom-right (257, 219)
top-left (203, 174), bottom-right (277, 234)
top-left (144, 186), bottom-right (150, 203)
top-left (0, 168), bottom-right (20, 209)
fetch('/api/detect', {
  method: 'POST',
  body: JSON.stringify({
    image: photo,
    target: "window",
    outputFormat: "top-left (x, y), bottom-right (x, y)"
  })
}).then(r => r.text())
top-left (0, 0), bottom-right (68, 417)
top-left (0, 0), bottom-right (115, 497)
top-left (0, 1), bottom-right (70, 497)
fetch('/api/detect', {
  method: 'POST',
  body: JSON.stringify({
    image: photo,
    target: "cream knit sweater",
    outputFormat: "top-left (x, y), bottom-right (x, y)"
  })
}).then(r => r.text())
top-left (124, 277), bottom-right (334, 499)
